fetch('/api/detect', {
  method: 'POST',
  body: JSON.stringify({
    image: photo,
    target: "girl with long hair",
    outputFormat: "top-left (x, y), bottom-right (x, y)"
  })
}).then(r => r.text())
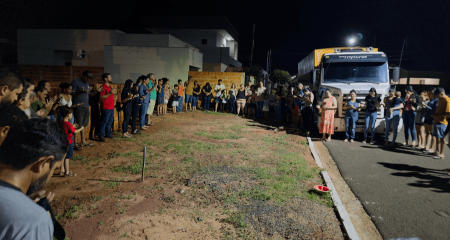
top-left (361, 88), bottom-right (381, 144)
top-left (229, 83), bottom-right (237, 114)
top-left (121, 79), bottom-right (138, 138)
top-left (202, 82), bottom-right (212, 111)
top-left (236, 84), bottom-right (247, 116)
top-left (319, 88), bottom-right (337, 141)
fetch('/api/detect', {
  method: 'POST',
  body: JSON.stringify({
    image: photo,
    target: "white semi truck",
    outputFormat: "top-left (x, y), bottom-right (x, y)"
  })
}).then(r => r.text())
top-left (297, 47), bottom-right (402, 133)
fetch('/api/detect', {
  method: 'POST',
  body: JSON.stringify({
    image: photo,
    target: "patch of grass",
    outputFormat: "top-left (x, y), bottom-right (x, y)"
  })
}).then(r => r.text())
top-left (195, 130), bottom-right (242, 140)
top-left (99, 221), bottom-right (104, 225)
top-left (90, 196), bottom-right (103, 202)
top-left (307, 191), bottom-right (334, 207)
top-left (94, 158), bottom-right (101, 164)
top-left (64, 205), bottom-right (79, 219)
top-left (224, 210), bottom-right (248, 228)
top-left (100, 181), bottom-right (120, 188)
top-left (72, 155), bottom-right (87, 162)
top-left (230, 125), bottom-right (248, 133)
top-left (117, 194), bottom-right (134, 200)
top-left (120, 208), bottom-right (126, 214)
top-left (120, 232), bottom-right (128, 238)
top-left (55, 214), bottom-right (62, 221)
top-left (260, 134), bottom-right (292, 147)
top-left (163, 196), bottom-right (175, 203)
top-left (202, 111), bottom-right (228, 116)
top-left (300, 140), bottom-right (309, 146)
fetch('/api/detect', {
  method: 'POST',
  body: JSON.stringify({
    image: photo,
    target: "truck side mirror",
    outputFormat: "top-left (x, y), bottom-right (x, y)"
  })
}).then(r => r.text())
top-left (392, 67), bottom-right (400, 83)
top-left (310, 69), bottom-right (319, 86)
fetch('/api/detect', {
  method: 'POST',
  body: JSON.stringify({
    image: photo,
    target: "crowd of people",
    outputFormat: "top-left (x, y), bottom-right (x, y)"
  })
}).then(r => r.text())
top-left (2, 64), bottom-right (450, 239)
top-left (317, 86), bottom-right (450, 160)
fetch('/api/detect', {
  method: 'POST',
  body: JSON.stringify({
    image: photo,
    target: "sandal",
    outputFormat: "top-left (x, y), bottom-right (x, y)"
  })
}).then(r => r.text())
top-left (433, 156), bottom-right (445, 159)
top-left (350, 139), bottom-right (354, 143)
top-left (343, 139), bottom-right (348, 142)
top-left (74, 144), bottom-right (83, 150)
top-left (133, 129), bottom-right (141, 135)
top-left (147, 122), bottom-right (155, 126)
top-left (59, 171), bottom-right (65, 176)
top-left (66, 171), bottom-right (77, 177)
top-left (370, 141), bottom-right (375, 145)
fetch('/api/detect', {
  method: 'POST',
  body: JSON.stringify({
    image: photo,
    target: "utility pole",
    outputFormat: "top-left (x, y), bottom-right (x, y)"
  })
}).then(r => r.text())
top-left (250, 24), bottom-right (255, 67)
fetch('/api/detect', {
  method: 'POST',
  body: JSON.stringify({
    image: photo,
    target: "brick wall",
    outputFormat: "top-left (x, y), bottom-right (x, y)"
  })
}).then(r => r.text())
top-left (188, 71), bottom-right (245, 108)
top-left (18, 65), bottom-right (124, 144)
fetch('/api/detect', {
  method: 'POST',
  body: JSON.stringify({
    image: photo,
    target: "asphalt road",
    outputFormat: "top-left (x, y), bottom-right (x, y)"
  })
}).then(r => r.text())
top-left (322, 131), bottom-right (450, 240)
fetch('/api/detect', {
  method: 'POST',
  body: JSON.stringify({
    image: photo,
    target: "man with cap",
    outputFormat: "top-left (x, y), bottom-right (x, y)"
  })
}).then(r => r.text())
top-left (430, 87), bottom-right (450, 159)
top-left (71, 70), bottom-right (101, 150)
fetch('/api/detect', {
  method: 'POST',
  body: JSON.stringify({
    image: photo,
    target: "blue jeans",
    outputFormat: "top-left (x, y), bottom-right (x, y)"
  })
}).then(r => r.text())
top-left (364, 111), bottom-right (377, 140)
top-left (203, 95), bottom-right (211, 110)
top-left (385, 114), bottom-right (400, 142)
top-left (49, 115), bottom-right (56, 121)
top-left (177, 96), bottom-right (183, 112)
top-left (122, 104), bottom-right (132, 133)
top-left (131, 103), bottom-right (140, 132)
top-left (256, 101), bottom-right (264, 118)
top-left (275, 101), bottom-right (282, 121)
top-left (345, 113), bottom-right (359, 140)
top-left (185, 95), bottom-right (193, 106)
top-left (98, 109), bottom-right (114, 138)
top-left (229, 96), bottom-right (236, 113)
top-left (403, 110), bottom-right (417, 141)
top-left (140, 103), bottom-right (149, 127)
top-left (193, 96), bottom-right (199, 108)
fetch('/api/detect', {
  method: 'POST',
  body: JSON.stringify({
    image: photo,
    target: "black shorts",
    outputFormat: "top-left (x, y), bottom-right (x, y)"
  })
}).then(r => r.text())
top-left (74, 107), bottom-right (90, 127)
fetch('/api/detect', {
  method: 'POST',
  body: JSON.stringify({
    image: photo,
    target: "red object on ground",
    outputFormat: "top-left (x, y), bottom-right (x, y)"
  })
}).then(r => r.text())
top-left (314, 185), bottom-right (330, 192)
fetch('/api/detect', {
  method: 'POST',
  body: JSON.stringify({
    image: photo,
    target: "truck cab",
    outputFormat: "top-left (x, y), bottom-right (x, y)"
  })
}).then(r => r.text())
top-left (298, 47), bottom-right (401, 133)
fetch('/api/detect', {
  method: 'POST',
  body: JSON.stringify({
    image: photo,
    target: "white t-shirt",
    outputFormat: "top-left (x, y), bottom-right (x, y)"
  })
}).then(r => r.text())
top-left (256, 87), bottom-right (266, 101)
top-left (215, 84), bottom-right (226, 92)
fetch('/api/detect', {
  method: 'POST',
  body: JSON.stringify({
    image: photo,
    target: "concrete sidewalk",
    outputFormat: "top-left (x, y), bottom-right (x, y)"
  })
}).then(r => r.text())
top-left (322, 131), bottom-right (450, 239)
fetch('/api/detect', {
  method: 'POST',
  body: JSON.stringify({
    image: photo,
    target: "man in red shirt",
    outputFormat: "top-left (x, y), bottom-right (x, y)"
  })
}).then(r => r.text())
top-left (97, 73), bottom-right (114, 142)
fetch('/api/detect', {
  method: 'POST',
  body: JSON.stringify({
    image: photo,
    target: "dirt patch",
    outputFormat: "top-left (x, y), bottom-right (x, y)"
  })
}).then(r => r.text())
top-left (45, 112), bottom-right (344, 239)
top-left (313, 140), bottom-right (382, 240)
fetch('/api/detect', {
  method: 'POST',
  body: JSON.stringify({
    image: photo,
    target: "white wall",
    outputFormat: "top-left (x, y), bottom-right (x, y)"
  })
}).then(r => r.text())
top-left (104, 46), bottom-right (198, 86)
top-left (17, 29), bottom-right (199, 67)
top-left (216, 32), bottom-right (227, 47)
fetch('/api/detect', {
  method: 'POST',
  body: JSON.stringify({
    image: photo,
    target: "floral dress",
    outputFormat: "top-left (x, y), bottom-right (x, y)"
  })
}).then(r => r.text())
top-left (320, 96), bottom-right (335, 134)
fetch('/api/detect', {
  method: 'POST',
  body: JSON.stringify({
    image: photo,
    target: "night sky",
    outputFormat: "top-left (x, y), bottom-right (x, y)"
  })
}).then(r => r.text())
top-left (1, 0), bottom-right (449, 74)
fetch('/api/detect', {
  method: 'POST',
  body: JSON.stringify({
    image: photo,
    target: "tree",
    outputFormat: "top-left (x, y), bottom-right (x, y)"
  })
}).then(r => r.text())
top-left (244, 65), bottom-right (264, 80)
top-left (270, 69), bottom-right (292, 85)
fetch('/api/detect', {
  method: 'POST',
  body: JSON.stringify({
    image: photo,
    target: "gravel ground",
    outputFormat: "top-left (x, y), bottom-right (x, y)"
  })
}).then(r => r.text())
top-left (190, 166), bottom-right (344, 240)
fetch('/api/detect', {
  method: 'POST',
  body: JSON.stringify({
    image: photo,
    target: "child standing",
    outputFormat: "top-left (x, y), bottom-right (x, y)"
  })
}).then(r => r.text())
top-left (263, 94), bottom-right (270, 119)
top-left (172, 84), bottom-right (179, 114)
top-left (164, 80), bottom-right (171, 115)
top-left (220, 89), bottom-right (228, 113)
top-left (60, 107), bottom-right (83, 177)
top-left (157, 79), bottom-right (164, 116)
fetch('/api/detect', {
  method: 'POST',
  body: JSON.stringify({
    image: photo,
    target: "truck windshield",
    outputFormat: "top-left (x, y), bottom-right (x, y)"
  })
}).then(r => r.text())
top-left (323, 62), bottom-right (387, 83)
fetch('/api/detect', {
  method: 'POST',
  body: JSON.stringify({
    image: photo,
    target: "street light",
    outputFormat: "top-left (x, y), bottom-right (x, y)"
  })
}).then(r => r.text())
top-left (348, 38), bottom-right (356, 46)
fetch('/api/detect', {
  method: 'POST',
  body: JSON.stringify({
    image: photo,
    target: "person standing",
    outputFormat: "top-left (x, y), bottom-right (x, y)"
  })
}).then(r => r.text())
top-left (430, 87), bottom-right (450, 159)
top-left (294, 83), bottom-right (305, 129)
top-left (176, 79), bottom-right (184, 113)
top-left (319, 89), bottom-right (337, 142)
top-left (255, 81), bottom-right (266, 119)
top-left (139, 76), bottom-right (150, 130)
top-left (57, 83), bottom-right (83, 124)
top-left (214, 79), bottom-right (226, 112)
top-left (423, 87), bottom-right (438, 154)
top-left (301, 86), bottom-right (314, 136)
top-left (72, 70), bottom-right (99, 149)
top-left (156, 79), bottom-right (164, 116)
top-left (36, 80), bottom-right (58, 121)
top-left (274, 86), bottom-right (283, 122)
top-left (121, 80), bottom-right (137, 138)
top-left (163, 79), bottom-right (171, 115)
top-left (192, 81), bottom-right (201, 112)
top-left (0, 66), bottom-right (23, 106)
top-left (382, 89), bottom-right (404, 146)
top-left (236, 84), bottom-right (248, 116)
top-left (343, 90), bottom-right (360, 142)
top-left (229, 83), bottom-right (237, 114)
top-left (415, 90), bottom-right (428, 150)
top-left (361, 88), bottom-right (381, 144)
top-left (146, 73), bottom-right (157, 126)
top-left (184, 76), bottom-right (194, 112)
top-left (130, 77), bottom-right (143, 135)
top-left (402, 86), bottom-right (419, 146)
top-left (245, 80), bottom-right (252, 115)
top-left (202, 82), bottom-right (212, 111)
top-left (97, 73), bottom-right (115, 142)
top-left (171, 84), bottom-right (180, 114)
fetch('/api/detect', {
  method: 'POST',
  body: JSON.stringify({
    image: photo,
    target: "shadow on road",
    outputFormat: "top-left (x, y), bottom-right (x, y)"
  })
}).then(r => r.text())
top-left (360, 145), bottom-right (432, 157)
top-left (378, 162), bottom-right (450, 193)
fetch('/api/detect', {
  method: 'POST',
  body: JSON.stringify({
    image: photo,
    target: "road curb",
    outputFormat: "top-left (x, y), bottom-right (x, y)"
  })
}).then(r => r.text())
top-left (307, 137), bottom-right (360, 240)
